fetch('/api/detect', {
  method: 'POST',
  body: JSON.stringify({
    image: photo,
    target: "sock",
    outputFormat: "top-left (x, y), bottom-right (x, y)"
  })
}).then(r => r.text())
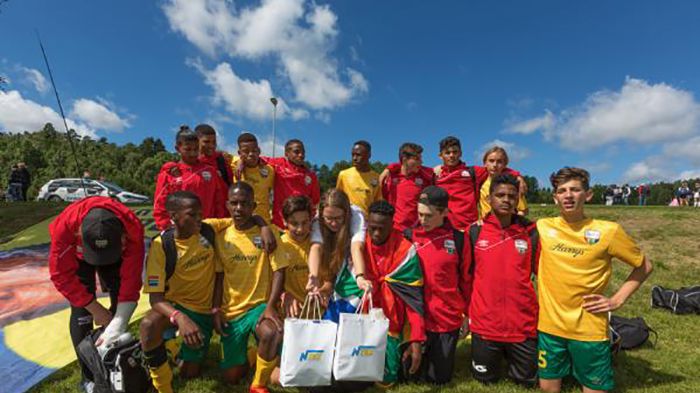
top-left (144, 345), bottom-right (173, 393)
top-left (251, 354), bottom-right (278, 388)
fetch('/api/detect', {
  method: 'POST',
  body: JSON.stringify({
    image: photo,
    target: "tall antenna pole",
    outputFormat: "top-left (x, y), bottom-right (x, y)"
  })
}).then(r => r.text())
top-left (270, 97), bottom-right (278, 158)
top-left (36, 30), bottom-right (87, 195)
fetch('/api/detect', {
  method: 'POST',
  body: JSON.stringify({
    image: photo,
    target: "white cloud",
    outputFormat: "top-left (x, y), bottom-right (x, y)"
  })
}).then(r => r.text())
top-left (21, 67), bottom-right (48, 94)
top-left (70, 98), bottom-right (131, 132)
top-left (0, 90), bottom-right (95, 137)
top-left (506, 110), bottom-right (555, 135)
top-left (677, 169), bottom-right (700, 180)
top-left (512, 78), bottom-right (700, 150)
top-left (257, 133), bottom-right (287, 158)
top-left (622, 159), bottom-right (670, 183)
top-left (662, 135), bottom-right (700, 165)
top-left (478, 139), bottom-right (531, 163)
top-left (163, 0), bottom-right (367, 114)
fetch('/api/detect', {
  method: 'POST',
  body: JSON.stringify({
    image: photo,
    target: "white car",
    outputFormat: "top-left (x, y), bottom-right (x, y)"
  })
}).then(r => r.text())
top-left (36, 178), bottom-right (150, 204)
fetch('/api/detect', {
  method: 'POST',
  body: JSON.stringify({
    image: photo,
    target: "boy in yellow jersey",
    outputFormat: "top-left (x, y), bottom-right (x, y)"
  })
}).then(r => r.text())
top-left (336, 140), bottom-right (381, 214)
top-left (212, 182), bottom-right (287, 393)
top-left (232, 132), bottom-right (275, 224)
top-left (479, 146), bottom-right (528, 219)
top-left (140, 191), bottom-right (229, 393)
top-left (537, 167), bottom-right (653, 393)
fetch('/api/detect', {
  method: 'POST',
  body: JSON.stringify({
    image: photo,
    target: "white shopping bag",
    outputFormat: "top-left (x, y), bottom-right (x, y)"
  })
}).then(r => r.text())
top-left (279, 296), bottom-right (337, 387)
top-left (332, 293), bottom-right (389, 381)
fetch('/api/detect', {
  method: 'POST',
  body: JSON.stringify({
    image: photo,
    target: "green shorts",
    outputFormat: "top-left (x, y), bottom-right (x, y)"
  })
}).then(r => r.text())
top-left (220, 303), bottom-right (266, 369)
top-left (174, 304), bottom-right (214, 364)
top-left (538, 331), bottom-right (614, 391)
top-left (383, 335), bottom-right (401, 384)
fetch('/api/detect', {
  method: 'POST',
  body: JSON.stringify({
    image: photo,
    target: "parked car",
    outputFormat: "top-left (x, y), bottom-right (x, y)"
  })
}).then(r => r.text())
top-left (36, 178), bottom-right (150, 204)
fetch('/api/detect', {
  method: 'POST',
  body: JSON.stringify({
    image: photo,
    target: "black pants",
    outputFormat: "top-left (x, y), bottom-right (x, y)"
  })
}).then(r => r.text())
top-left (70, 259), bottom-right (121, 382)
top-left (423, 329), bottom-right (460, 384)
top-left (471, 332), bottom-right (537, 387)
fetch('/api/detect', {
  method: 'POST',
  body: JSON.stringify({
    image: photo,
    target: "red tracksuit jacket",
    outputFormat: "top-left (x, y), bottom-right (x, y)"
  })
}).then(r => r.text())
top-left (48, 197), bottom-right (145, 308)
top-left (264, 157), bottom-right (320, 228)
top-left (410, 223), bottom-right (471, 333)
top-left (153, 160), bottom-right (227, 231)
top-left (435, 163), bottom-right (520, 230)
top-left (382, 163), bottom-right (434, 231)
top-left (465, 213), bottom-right (539, 342)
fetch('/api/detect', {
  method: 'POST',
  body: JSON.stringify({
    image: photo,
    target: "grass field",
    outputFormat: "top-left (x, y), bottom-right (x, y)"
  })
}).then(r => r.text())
top-left (26, 205), bottom-right (700, 393)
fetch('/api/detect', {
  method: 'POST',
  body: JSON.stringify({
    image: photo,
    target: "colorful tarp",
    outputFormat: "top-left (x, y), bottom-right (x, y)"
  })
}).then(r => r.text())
top-left (0, 207), bottom-right (158, 393)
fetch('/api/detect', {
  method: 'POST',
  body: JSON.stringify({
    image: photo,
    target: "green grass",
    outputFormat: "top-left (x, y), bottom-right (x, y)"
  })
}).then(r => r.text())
top-left (28, 205), bottom-right (700, 392)
top-left (0, 201), bottom-right (68, 243)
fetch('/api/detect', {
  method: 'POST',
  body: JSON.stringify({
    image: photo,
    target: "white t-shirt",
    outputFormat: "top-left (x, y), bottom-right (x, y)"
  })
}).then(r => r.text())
top-left (311, 204), bottom-right (366, 244)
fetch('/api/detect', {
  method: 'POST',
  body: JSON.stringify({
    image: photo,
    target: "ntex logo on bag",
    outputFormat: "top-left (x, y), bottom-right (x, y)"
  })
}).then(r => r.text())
top-left (299, 349), bottom-right (324, 361)
top-left (351, 345), bottom-right (376, 357)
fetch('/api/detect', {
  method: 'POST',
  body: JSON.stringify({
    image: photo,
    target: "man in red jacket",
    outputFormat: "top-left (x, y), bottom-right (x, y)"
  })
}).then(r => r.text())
top-left (405, 185), bottom-right (470, 384)
top-left (263, 139), bottom-right (320, 228)
top-left (153, 126), bottom-right (227, 230)
top-left (49, 196), bottom-right (144, 390)
top-left (434, 136), bottom-right (524, 230)
top-left (381, 142), bottom-right (434, 231)
top-left (465, 174), bottom-right (539, 386)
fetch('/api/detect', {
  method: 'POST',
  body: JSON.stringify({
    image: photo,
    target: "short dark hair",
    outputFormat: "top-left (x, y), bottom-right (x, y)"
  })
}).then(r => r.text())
top-left (489, 174), bottom-right (519, 193)
top-left (439, 136), bottom-right (461, 152)
top-left (165, 191), bottom-right (201, 212)
top-left (282, 195), bottom-right (312, 219)
top-left (550, 167), bottom-right (590, 190)
top-left (369, 200), bottom-right (395, 217)
top-left (238, 132), bottom-right (258, 145)
top-left (194, 123), bottom-right (216, 137)
top-left (285, 139), bottom-right (304, 150)
top-left (229, 181), bottom-right (255, 199)
top-left (353, 140), bottom-right (371, 152)
top-left (398, 142), bottom-right (423, 159)
top-left (176, 125), bottom-right (198, 145)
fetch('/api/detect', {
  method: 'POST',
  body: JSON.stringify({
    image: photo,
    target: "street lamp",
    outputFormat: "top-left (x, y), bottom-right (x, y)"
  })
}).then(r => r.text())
top-left (270, 97), bottom-right (278, 158)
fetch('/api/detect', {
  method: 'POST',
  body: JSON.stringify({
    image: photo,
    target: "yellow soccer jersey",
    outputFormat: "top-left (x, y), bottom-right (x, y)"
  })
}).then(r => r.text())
top-left (231, 155), bottom-right (275, 223)
top-left (215, 225), bottom-right (288, 320)
top-left (144, 233), bottom-right (218, 315)
top-left (278, 233), bottom-right (312, 303)
top-left (336, 167), bottom-right (381, 214)
top-left (479, 176), bottom-right (528, 219)
top-left (536, 217), bottom-right (644, 341)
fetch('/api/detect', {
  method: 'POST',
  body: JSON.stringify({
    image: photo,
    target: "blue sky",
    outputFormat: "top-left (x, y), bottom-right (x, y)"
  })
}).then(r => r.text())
top-left (2, 0), bottom-right (700, 187)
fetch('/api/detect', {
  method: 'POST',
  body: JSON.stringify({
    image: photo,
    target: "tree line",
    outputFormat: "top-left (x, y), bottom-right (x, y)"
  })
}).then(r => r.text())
top-left (0, 123), bottom-right (695, 205)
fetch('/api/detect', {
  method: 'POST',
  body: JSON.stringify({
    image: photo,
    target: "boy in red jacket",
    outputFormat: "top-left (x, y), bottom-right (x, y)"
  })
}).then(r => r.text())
top-left (195, 123), bottom-right (233, 188)
top-left (153, 126), bottom-right (227, 230)
top-left (48, 196), bottom-right (144, 391)
top-left (465, 174), bottom-right (539, 386)
top-left (404, 185), bottom-right (470, 384)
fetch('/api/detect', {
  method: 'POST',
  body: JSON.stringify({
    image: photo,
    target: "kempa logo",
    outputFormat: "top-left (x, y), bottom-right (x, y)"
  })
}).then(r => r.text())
top-left (299, 349), bottom-right (324, 361)
top-left (550, 243), bottom-right (586, 258)
top-left (351, 345), bottom-right (376, 357)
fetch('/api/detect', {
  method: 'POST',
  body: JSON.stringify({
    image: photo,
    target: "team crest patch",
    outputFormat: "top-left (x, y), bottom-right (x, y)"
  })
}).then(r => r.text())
top-left (548, 229), bottom-right (558, 238)
top-left (584, 229), bottom-right (601, 245)
top-left (415, 178), bottom-right (424, 186)
top-left (461, 170), bottom-right (471, 177)
top-left (476, 239), bottom-right (490, 248)
top-left (202, 170), bottom-right (212, 181)
top-left (260, 167), bottom-right (269, 177)
top-left (253, 236), bottom-right (263, 249)
top-left (444, 239), bottom-right (456, 254)
top-left (514, 239), bottom-right (528, 254)
top-left (305, 175), bottom-right (312, 185)
top-left (147, 275), bottom-right (159, 287)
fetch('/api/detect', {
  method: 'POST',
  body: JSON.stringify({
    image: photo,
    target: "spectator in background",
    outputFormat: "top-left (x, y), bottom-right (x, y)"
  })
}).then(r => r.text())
top-left (83, 170), bottom-right (92, 179)
top-left (694, 182), bottom-right (700, 208)
top-left (17, 162), bottom-right (30, 201)
top-left (637, 183), bottom-right (649, 206)
top-left (7, 165), bottom-right (23, 201)
top-left (677, 181), bottom-right (691, 207)
top-left (622, 184), bottom-right (631, 205)
top-left (613, 185), bottom-right (622, 205)
top-left (604, 185), bottom-right (614, 206)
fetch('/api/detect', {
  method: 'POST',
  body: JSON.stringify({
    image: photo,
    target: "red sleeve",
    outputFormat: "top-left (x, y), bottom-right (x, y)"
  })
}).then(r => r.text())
top-left (406, 305), bottom-right (426, 342)
top-left (419, 166), bottom-right (435, 186)
top-left (153, 166), bottom-right (173, 231)
top-left (115, 207), bottom-right (145, 303)
top-left (474, 166), bottom-right (490, 188)
top-left (48, 211), bottom-right (94, 307)
top-left (387, 163), bottom-right (401, 174)
top-left (310, 172), bottom-right (321, 208)
top-left (531, 226), bottom-right (540, 276)
top-left (460, 230), bottom-right (474, 316)
top-left (215, 175), bottom-right (228, 218)
top-left (503, 167), bottom-right (520, 177)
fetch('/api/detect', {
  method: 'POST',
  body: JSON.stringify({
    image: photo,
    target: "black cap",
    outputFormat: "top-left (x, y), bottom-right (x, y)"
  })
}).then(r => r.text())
top-left (418, 185), bottom-right (449, 209)
top-left (81, 208), bottom-right (124, 266)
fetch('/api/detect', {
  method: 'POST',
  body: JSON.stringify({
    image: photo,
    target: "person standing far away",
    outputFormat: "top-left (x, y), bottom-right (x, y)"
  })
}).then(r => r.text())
top-left (637, 183), bottom-right (647, 206)
top-left (466, 175), bottom-right (539, 387)
top-left (7, 164), bottom-right (23, 201)
top-left (262, 139), bottom-right (320, 228)
top-left (622, 184), bottom-right (631, 205)
top-left (48, 196), bottom-right (144, 393)
top-left (694, 182), bottom-right (700, 207)
top-left (336, 140), bottom-right (382, 215)
top-left (152, 126), bottom-right (227, 231)
top-left (379, 142), bottom-right (434, 231)
top-left (17, 162), bottom-right (30, 201)
top-left (195, 123), bottom-right (234, 205)
top-left (536, 167), bottom-right (653, 393)
top-left (232, 132), bottom-right (275, 225)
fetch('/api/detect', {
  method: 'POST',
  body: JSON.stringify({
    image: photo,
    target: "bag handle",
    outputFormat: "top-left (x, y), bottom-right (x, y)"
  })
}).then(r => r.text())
top-left (355, 290), bottom-right (374, 315)
top-left (300, 293), bottom-right (323, 321)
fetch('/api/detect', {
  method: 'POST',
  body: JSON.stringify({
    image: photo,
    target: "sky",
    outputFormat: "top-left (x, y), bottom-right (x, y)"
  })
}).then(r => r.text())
top-left (2, 0), bottom-right (700, 187)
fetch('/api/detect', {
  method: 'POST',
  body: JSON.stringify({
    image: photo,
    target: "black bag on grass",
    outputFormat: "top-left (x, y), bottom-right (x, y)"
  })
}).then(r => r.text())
top-left (76, 330), bottom-right (115, 393)
top-left (101, 333), bottom-right (152, 393)
top-left (609, 315), bottom-right (657, 350)
top-left (651, 285), bottom-right (700, 314)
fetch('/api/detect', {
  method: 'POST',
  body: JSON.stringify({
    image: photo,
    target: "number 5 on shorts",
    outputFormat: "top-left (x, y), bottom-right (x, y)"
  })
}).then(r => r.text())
top-left (538, 350), bottom-right (547, 369)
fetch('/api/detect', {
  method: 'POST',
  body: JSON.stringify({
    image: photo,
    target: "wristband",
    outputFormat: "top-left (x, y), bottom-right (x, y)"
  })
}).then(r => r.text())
top-left (169, 310), bottom-right (181, 326)
top-left (355, 273), bottom-right (365, 279)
